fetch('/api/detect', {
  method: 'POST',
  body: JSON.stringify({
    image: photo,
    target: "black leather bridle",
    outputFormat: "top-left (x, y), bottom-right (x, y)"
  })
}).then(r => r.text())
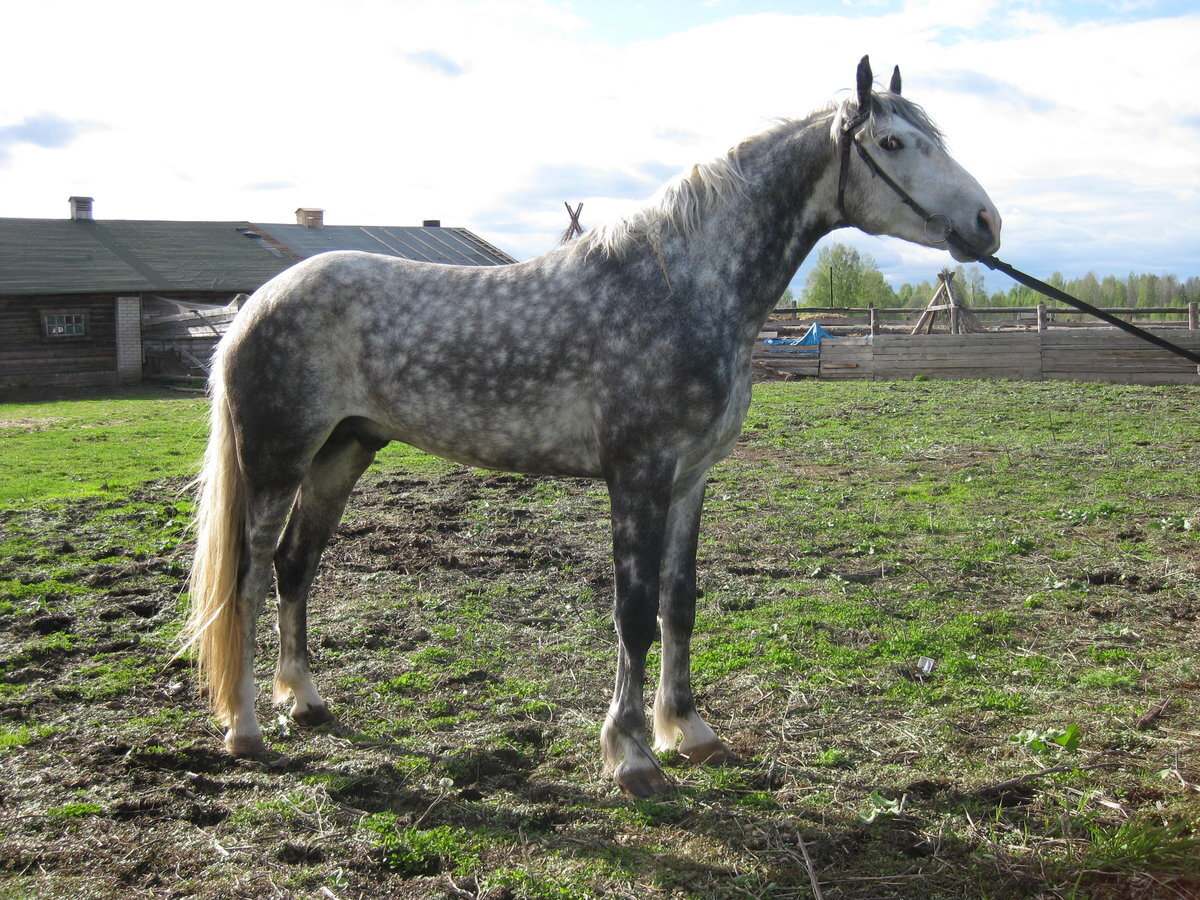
top-left (837, 104), bottom-right (963, 251)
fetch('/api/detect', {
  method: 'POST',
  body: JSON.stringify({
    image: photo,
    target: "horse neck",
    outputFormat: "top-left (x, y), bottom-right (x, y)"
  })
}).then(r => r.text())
top-left (669, 114), bottom-right (840, 327)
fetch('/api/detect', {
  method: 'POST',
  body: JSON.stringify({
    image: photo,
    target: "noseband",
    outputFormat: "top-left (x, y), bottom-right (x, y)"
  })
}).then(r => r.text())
top-left (835, 107), bottom-right (978, 260)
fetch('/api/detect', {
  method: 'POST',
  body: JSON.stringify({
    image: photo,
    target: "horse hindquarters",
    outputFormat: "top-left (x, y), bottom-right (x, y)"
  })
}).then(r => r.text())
top-left (185, 379), bottom-right (327, 756)
top-left (184, 387), bottom-right (293, 754)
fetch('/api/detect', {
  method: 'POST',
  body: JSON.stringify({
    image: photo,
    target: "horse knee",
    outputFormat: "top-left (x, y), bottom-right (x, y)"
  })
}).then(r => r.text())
top-left (614, 596), bottom-right (657, 652)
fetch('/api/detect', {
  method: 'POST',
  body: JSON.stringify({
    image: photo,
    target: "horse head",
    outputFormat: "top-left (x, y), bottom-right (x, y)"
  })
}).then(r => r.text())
top-left (834, 55), bottom-right (1000, 262)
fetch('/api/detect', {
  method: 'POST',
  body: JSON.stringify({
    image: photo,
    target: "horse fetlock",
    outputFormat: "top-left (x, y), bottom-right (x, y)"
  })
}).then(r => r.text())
top-left (651, 731), bottom-right (680, 754)
top-left (651, 714), bottom-right (683, 753)
top-left (681, 738), bottom-right (740, 766)
top-left (274, 668), bottom-right (325, 710)
top-left (601, 718), bottom-right (672, 796)
top-left (290, 701), bottom-right (334, 727)
top-left (655, 707), bottom-right (737, 765)
top-left (224, 727), bottom-right (267, 757)
top-left (614, 760), bottom-right (673, 798)
top-left (599, 717), bottom-right (630, 773)
top-left (271, 676), bottom-right (291, 705)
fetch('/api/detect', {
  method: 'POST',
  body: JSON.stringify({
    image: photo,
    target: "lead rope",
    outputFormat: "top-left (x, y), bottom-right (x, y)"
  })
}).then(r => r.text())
top-left (838, 118), bottom-right (1200, 371)
top-left (962, 250), bottom-right (1200, 370)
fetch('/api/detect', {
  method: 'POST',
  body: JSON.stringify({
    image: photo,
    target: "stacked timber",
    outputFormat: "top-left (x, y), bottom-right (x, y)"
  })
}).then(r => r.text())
top-left (752, 331), bottom-right (820, 378)
top-left (141, 298), bottom-right (241, 378)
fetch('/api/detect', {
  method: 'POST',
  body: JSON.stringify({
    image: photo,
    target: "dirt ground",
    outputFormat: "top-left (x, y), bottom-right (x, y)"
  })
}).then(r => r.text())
top-left (0, 470), bottom-right (657, 899)
top-left (2, 389), bottom-right (1199, 898)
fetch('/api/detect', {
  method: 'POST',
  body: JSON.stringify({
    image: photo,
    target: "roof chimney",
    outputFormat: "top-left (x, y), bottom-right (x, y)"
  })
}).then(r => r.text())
top-left (295, 207), bottom-right (324, 228)
top-left (69, 196), bottom-right (94, 221)
top-left (422, 219), bottom-right (441, 227)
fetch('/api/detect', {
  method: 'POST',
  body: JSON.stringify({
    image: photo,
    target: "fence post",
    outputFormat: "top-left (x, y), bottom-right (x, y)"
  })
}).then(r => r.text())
top-left (1036, 303), bottom-right (1046, 332)
top-left (868, 305), bottom-right (879, 336)
top-left (1189, 301), bottom-right (1197, 330)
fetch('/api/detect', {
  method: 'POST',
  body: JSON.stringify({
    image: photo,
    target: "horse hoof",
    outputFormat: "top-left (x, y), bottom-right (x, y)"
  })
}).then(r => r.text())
top-left (225, 732), bottom-right (267, 757)
top-left (291, 703), bottom-right (334, 727)
top-left (682, 740), bottom-right (741, 766)
top-left (616, 766), bottom-right (673, 798)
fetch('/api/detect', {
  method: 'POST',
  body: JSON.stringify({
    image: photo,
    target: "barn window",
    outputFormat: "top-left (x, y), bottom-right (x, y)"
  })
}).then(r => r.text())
top-left (42, 311), bottom-right (89, 340)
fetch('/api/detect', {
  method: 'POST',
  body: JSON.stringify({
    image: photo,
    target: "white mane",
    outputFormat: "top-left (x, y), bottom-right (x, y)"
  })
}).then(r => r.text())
top-left (574, 90), bottom-right (946, 261)
top-left (576, 130), bottom-right (767, 259)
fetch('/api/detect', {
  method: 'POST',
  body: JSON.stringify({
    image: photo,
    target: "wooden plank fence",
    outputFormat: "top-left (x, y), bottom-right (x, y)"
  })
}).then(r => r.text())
top-left (751, 331), bottom-right (820, 378)
top-left (802, 329), bottom-right (1200, 385)
top-left (139, 299), bottom-right (1200, 386)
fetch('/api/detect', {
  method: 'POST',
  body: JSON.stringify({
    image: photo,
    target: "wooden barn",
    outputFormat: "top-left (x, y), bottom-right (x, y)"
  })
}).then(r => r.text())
top-left (0, 199), bottom-right (516, 390)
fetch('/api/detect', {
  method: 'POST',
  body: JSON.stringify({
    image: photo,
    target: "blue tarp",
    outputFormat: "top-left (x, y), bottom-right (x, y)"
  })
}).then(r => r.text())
top-left (762, 323), bottom-right (837, 354)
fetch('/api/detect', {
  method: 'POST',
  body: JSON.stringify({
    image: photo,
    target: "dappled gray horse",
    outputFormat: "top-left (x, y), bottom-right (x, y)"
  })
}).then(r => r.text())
top-left (184, 57), bottom-right (999, 796)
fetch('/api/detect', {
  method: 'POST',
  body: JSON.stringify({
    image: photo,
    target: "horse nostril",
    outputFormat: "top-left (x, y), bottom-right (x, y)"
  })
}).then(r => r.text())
top-left (977, 209), bottom-right (997, 242)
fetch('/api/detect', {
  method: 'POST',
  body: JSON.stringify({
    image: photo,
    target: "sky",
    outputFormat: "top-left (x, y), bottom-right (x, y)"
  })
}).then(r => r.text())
top-left (2, 0), bottom-right (1198, 294)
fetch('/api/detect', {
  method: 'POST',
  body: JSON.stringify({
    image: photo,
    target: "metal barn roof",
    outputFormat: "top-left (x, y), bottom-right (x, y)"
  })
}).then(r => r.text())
top-left (254, 224), bottom-right (517, 267)
top-left (0, 211), bottom-right (517, 297)
top-left (0, 219), bottom-right (292, 296)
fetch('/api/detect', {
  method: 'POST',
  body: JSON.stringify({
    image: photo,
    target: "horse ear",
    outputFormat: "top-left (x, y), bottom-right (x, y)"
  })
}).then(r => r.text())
top-left (856, 55), bottom-right (873, 111)
top-left (889, 66), bottom-right (902, 95)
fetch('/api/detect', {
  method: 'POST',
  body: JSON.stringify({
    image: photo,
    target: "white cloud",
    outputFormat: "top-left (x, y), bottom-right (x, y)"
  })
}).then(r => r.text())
top-left (1, 0), bottom-right (1197, 287)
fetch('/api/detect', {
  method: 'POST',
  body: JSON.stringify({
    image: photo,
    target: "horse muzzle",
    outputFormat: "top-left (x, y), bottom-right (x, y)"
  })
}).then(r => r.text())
top-left (948, 206), bottom-right (1001, 262)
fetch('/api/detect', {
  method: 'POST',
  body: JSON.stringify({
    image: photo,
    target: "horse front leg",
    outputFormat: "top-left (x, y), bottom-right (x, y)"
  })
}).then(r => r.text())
top-left (601, 463), bottom-right (674, 797)
top-left (652, 475), bottom-right (739, 765)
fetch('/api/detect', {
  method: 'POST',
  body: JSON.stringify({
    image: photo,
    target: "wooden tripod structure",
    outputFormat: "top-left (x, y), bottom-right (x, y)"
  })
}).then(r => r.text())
top-left (911, 270), bottom-right (982, 334)
top-left (559, 202), bottom-right (585, 244)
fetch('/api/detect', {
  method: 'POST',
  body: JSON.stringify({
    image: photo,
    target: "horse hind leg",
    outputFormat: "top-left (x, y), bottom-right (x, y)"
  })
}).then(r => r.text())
top-left (225, 487), bottom-right (296, 756)
top-left (272, 431), bottom-right (377, 727)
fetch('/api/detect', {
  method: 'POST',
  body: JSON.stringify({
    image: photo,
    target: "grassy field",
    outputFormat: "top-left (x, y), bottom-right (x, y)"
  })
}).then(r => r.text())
top-left (0, 380), bottom-right (1198, 899)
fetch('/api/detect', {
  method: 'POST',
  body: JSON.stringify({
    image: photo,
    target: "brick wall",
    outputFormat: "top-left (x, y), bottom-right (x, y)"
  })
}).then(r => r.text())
top-left (115, 296), bottom-right (142, 384)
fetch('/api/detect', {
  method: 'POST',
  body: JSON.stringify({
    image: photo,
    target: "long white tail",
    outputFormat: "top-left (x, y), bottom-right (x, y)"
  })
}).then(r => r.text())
top-left (181, 380), bottom-right (246, 727)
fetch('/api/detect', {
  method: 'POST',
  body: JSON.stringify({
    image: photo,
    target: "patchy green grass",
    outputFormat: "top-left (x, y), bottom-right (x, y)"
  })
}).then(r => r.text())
top-left (45, 802), bottom-right (105, 819)
top-left (0, 386), bottom-right (455, 508)
top-left (0, 387), bottom-right (209, 506)
top-left (0, 379), bottom-right (1198, 899)
top-left (0, 724), bottom-right (57, 753)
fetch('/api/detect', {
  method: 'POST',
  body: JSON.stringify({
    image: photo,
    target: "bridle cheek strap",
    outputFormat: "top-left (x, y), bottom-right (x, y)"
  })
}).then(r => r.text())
top-left (837, 111), bottom-right (952, 245)
top-left (835, 110), bottom-right (870, 222)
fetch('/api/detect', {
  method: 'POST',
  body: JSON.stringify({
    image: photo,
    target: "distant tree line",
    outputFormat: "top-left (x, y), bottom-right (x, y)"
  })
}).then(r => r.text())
top-left (782, 243), bottom-right (1200, 312)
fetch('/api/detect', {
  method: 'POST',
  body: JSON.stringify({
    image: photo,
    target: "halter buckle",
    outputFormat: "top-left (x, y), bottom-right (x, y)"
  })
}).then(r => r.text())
top-left (923, 214), bottom-right (951, 244)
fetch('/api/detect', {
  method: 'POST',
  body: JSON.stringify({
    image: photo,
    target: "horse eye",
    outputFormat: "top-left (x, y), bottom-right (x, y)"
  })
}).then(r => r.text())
top-left (879, 136), bottom-right (903, 152)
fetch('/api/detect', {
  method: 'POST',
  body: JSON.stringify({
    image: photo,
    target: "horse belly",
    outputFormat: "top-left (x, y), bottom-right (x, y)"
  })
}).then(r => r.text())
top-left (374, 387), bottom-right (603, 478)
